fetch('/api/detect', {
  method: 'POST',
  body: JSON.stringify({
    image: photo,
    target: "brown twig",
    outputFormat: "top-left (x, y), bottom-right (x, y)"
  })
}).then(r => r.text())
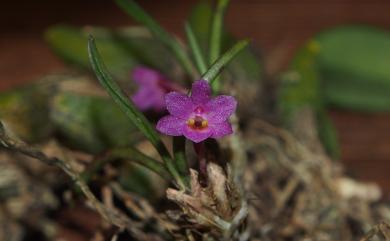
top-left (359, 222), bottom-right (390, 241)
top-left (0, 121), bottom-right (152, 240)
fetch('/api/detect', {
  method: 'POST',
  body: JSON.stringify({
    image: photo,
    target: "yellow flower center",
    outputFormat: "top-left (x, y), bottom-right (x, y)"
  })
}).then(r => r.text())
top-left (187, 116), bottom-right (208, 130)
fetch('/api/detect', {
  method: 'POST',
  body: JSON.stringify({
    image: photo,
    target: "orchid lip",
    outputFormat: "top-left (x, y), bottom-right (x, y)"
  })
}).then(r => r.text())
top-left (187, 116), bottom-right (208, 130)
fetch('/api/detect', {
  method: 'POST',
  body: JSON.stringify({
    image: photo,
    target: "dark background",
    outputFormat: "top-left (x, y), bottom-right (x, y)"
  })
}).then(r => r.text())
top-left (1, 0), bottom-right (390, 193)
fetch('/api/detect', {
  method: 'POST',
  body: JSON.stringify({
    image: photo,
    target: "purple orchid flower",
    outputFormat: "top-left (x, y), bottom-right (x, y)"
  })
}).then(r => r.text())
top-left (156, 80), bottom-right (237, 143)
top-left (131, 66), bottom-right (183, 112)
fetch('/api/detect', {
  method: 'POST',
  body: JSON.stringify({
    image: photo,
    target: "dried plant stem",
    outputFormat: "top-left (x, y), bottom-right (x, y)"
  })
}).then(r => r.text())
top-left (226, 113), bottom-right (247, 188)
top-left (359, 222), bottom-right (390, 241)
top-left (248, 119), bottom-right (336, 191)
top-left (194, 142), bottom-right (207, 177)
top-left (110, 182), bottom-right (178, 234)
top-left (0, 121), bottom-right (152, 240)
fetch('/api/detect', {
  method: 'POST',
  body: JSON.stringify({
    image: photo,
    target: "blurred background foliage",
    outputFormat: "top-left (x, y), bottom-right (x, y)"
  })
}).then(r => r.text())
top-left (2, 0), bottom-right (390, 195)
top-left (3, 1), bottom-right (390, 159)
top-left (1, 1), bottom-right (390, 240)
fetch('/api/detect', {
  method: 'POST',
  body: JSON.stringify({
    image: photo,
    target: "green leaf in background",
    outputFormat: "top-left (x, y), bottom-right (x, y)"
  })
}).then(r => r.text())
top-left (46, 25), bottom-right (185, 86)
top-left (114, 0), bottom-right (195, 78)
top-left (316, 25), bottom-right (390, 111)
top-left (188, 0), bottom-right (213, 58)
top-left (0, 81), bottom-right (55, 142)
top-left (118, 163), bottom-right (165, 199)
top-left (92, 97), bottom-right (140, 148)
top-left (279, 41), bottom-right (340, 159)
top-left (0, 76), bottom-right (141, 152)
top-left (209, 0), bottom-right (230, 64)
top-left (114, 27), bottom-right (182, 79)
top-left (51, 91), bottom-right (107, 153)
top-left (317, 110), bottom-right (340, 159)
top-left (45, 25), bottom-right (138, 82)
top-left (185, 23), bottom-right (207, 75)
top-left (51, 89), bottom-right (140, 154)
top-left (278, 41), bottom-right (322, 120)
top-left (321, 74), bottom-right (390, 112)
top-left (208, 0), bottom-right (230, 92)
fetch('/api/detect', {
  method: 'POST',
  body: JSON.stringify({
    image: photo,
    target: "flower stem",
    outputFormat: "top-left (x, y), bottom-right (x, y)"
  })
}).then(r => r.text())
top-left (194, 142), bottom-right (207, 178)
top-left (173, 136), bottom-right (189, 177)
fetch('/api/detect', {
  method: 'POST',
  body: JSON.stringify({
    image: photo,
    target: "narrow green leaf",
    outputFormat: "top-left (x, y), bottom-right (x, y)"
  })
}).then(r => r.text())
top-left (188, 0), bottom-right (213, 58)
top-left (88, 37), bottom-right (157, 145)
top-left (88, 36), bottom-right (186, 190)
top-left (114, 0), bottom-right (195, 78)
top-left (114, 147), bottom-right (171, 179)
top-left (209, 0), bottom-right (230, 91)
top-left (202, 40), bottom-right (249, 83)
top-left (209, 0), bottom-right (230, 64)
top-left (82, 146), bottom-right (170, 182)
top-left (185, 23), bottom-right (207, 75)
top-left (80, 146), bottom-right (168, 198)
top-left (173, 137), bottom-right (188, 177)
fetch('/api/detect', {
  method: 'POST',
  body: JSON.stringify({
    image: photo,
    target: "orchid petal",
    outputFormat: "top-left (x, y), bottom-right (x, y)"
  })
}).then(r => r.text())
top-left (211, 121), bottom-right (233, 138)
top-left (183, 126), bottom-right (212, 143)
top-left (191, 80), bottom-right (211, 105)
top-left (206, 95), bottom-right (237, 123)
top-left (165, 92), bottom-right (193, 118)
top-left (156, 115), bottom-right (185, 136)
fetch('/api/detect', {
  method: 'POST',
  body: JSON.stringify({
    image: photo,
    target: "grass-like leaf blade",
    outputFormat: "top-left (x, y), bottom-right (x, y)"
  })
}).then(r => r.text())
top-left (209, 0), bottom-right (230, 64)
top-left (88, 36), bottom-right (186, 189)
top-left (202, 40), bottom-right (249, 83)
top-left (185, 23), bottom-right (207, 75)
top-left (82, 146), bottom-right (171, 182)
top-left (209, 0), bottom-right (230, 91)
top-left (114, 0), bottom-right (194, 78)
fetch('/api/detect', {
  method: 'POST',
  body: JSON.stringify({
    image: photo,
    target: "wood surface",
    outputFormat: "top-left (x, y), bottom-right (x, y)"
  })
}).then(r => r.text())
top-left (0, 0), bottom-right (389, 195)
